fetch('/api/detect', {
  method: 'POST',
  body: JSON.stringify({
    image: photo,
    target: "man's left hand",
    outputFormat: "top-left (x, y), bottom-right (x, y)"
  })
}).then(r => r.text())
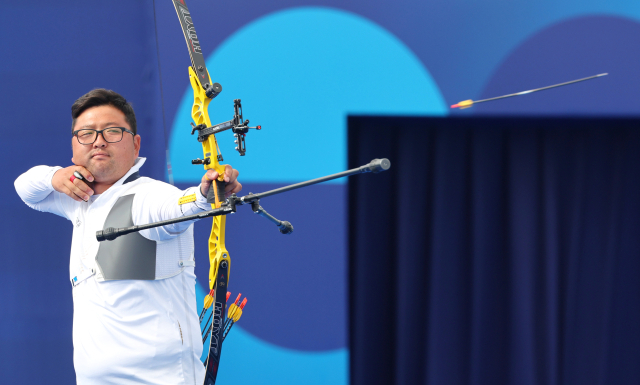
top-left (200, 164), bottom-right (241, 199)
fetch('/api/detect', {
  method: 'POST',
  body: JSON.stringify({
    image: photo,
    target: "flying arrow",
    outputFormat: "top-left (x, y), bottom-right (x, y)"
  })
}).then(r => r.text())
top-left (451, 73), bottom-right (608, 109)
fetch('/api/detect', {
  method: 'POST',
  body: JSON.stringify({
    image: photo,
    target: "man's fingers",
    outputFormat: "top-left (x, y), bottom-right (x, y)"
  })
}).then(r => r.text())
top-left (205, 167), bottom-right (238, 183)
top-left (69, 178), bottom-right (93, 201)
top-left (223, 164), bottom-right (233, 181)
top-left (61, 184), bottom-right (84, 202)
top-left (203, 170), bottom-right (219, 182)
top-left (231, 182), bottom-right (242, 194)
top-left (52, 166), bottom-right (94, 201)
top-left (79, 170), bottom-right (94, 182)
top-left (71, 177), bottom-right (94, 197)
top-left (202, 166), bottom-right (240, 198)
top-left (224, 181), bottom-right (241, 193)
top-left (73, 192), bottom-right (88, 202)
top-left (70, 186), bottom-right (90, 201)
top-left (221, 165), bottom-right (240, 197)
top-left (223, 164), bottom-right (239, 183)
top-left (200, 170), bottom-right (218, 196)
top-left (224, 182), bottom-right (242, 198)
top-left (71, 165), bottom-right (94, 182)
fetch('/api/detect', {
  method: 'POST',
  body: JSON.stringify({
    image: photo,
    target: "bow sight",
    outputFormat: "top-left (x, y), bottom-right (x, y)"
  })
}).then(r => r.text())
top-left (191, 99), bottom-right (261, 163)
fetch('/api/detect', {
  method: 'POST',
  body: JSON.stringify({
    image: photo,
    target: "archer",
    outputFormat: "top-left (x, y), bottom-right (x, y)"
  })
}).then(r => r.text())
top-left (14, 88), bottom-right (240, 384)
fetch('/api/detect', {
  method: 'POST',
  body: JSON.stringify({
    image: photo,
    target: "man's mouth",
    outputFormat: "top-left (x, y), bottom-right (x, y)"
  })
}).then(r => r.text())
top-left (91, 152), bottom-right (110, 159)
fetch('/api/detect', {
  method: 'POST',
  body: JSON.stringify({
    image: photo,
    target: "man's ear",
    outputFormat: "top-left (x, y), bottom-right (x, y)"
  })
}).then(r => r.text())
top-left (134, 135), bottom-right (141, 157)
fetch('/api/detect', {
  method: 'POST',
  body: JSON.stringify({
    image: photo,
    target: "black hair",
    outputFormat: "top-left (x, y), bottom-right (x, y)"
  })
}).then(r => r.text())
top-left (71, 88), bottom-right (137, 135)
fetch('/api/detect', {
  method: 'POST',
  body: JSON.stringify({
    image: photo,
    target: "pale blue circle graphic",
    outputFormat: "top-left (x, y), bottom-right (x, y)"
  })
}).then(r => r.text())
top-left (177, 7), bottom-right (447, 384)
top-left (170, 6), bottom-right (447, 184)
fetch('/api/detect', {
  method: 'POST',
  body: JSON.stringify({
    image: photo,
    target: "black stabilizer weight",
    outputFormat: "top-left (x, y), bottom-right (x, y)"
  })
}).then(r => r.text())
top-left (367, 158), bottom-right (391, 173)
top-left (97, 227), bottom-right (118, 242)
top-left (278, 221), bottom-right (294, 235)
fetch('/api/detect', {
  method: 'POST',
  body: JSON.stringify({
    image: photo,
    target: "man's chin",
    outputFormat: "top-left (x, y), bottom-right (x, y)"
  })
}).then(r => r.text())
top-left (86, 162), bottom-right (112, 181)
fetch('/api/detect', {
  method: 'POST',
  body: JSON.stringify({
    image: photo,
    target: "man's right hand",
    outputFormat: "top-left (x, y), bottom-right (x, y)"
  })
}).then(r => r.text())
top-left (52, 166), bottom-right (95, 202)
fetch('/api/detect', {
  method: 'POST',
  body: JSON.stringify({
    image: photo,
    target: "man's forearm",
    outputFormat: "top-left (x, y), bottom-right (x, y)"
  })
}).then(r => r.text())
top-left (14, 165), bottom-right (62, 207)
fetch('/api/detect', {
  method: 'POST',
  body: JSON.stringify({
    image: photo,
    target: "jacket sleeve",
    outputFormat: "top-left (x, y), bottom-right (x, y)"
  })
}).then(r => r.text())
top-left (14, 166), bottom-right (75, 221)
top-left (134, 181), bottom-right (211, 241)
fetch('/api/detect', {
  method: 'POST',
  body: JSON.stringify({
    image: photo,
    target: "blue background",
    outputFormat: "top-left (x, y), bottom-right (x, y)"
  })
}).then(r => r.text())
top-left (1, 0), bottom-right (639, 383)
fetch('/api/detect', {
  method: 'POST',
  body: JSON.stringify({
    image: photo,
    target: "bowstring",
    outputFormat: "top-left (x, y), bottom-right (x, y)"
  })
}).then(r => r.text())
top-left (152, 0), bottom-right (174, 186)
top-left (152, 1), bottom-right (199, 383)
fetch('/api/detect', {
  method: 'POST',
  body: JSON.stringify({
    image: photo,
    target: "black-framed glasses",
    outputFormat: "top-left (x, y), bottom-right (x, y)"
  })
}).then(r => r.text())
top-left (72, 127), bottom-right (135, 145)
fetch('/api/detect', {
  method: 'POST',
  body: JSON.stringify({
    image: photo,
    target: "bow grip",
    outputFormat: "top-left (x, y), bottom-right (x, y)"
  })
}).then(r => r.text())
top-left (207, 178), bottom-right (227, 205)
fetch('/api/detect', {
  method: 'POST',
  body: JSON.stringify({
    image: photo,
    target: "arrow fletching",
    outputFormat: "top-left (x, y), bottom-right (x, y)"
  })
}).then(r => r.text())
top-left (450, 99), bottom-right (474, 109)
top-left (227, 304), bottom-right (242, 322)
top-left (203, 289), bottom-right (215, 309)
top-left (227, 303), bottom-right (237, 318)
top-left (199, 289), bottom-right (215, 323)
top-left (226, 298), bottom-right (247, 323)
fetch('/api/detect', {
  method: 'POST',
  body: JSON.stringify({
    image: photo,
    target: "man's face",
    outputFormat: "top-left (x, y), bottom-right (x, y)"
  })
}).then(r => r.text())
top-left (71, 105), bottom-right (141, 184)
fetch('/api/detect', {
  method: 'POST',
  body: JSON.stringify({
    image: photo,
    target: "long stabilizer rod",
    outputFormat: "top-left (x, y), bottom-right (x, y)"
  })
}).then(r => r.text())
top-left (239, 158), bottom-right (390, 203)
top-left (96, 206), bottom-right (234, 241)
top-left (96, 158), bottom-right (391, 242)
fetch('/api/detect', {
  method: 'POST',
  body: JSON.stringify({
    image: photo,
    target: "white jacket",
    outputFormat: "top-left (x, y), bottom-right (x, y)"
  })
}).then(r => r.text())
top-left (14, 158), bottom-right (208, 384)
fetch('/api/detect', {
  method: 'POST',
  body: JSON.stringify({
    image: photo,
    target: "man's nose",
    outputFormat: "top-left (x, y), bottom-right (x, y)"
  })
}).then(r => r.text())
top-left (93, 132), bottom-right (108, 147)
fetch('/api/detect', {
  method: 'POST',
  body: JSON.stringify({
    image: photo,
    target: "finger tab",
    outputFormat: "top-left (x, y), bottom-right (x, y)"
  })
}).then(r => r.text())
top-left (73, 171), bottom-right (85, 181)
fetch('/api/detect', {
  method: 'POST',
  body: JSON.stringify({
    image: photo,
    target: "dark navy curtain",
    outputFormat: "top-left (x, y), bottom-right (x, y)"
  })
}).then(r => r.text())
top-left (348, 117), bottom-right (640, 385)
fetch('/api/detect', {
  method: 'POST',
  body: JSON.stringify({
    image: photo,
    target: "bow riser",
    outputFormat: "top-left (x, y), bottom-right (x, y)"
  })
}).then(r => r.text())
top-left (208, 216), bottom-right (229, 291)
top-left (187, 66), bottom-right (231, 293)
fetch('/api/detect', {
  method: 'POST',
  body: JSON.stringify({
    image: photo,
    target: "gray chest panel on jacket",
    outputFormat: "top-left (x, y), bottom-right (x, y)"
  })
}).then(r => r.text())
top-left (95, 194), bottom-right (157, 280)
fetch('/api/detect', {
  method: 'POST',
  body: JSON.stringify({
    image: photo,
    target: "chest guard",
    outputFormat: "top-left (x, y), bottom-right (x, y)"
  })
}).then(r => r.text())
top-left (95, 193), bottom-right (157, 280)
